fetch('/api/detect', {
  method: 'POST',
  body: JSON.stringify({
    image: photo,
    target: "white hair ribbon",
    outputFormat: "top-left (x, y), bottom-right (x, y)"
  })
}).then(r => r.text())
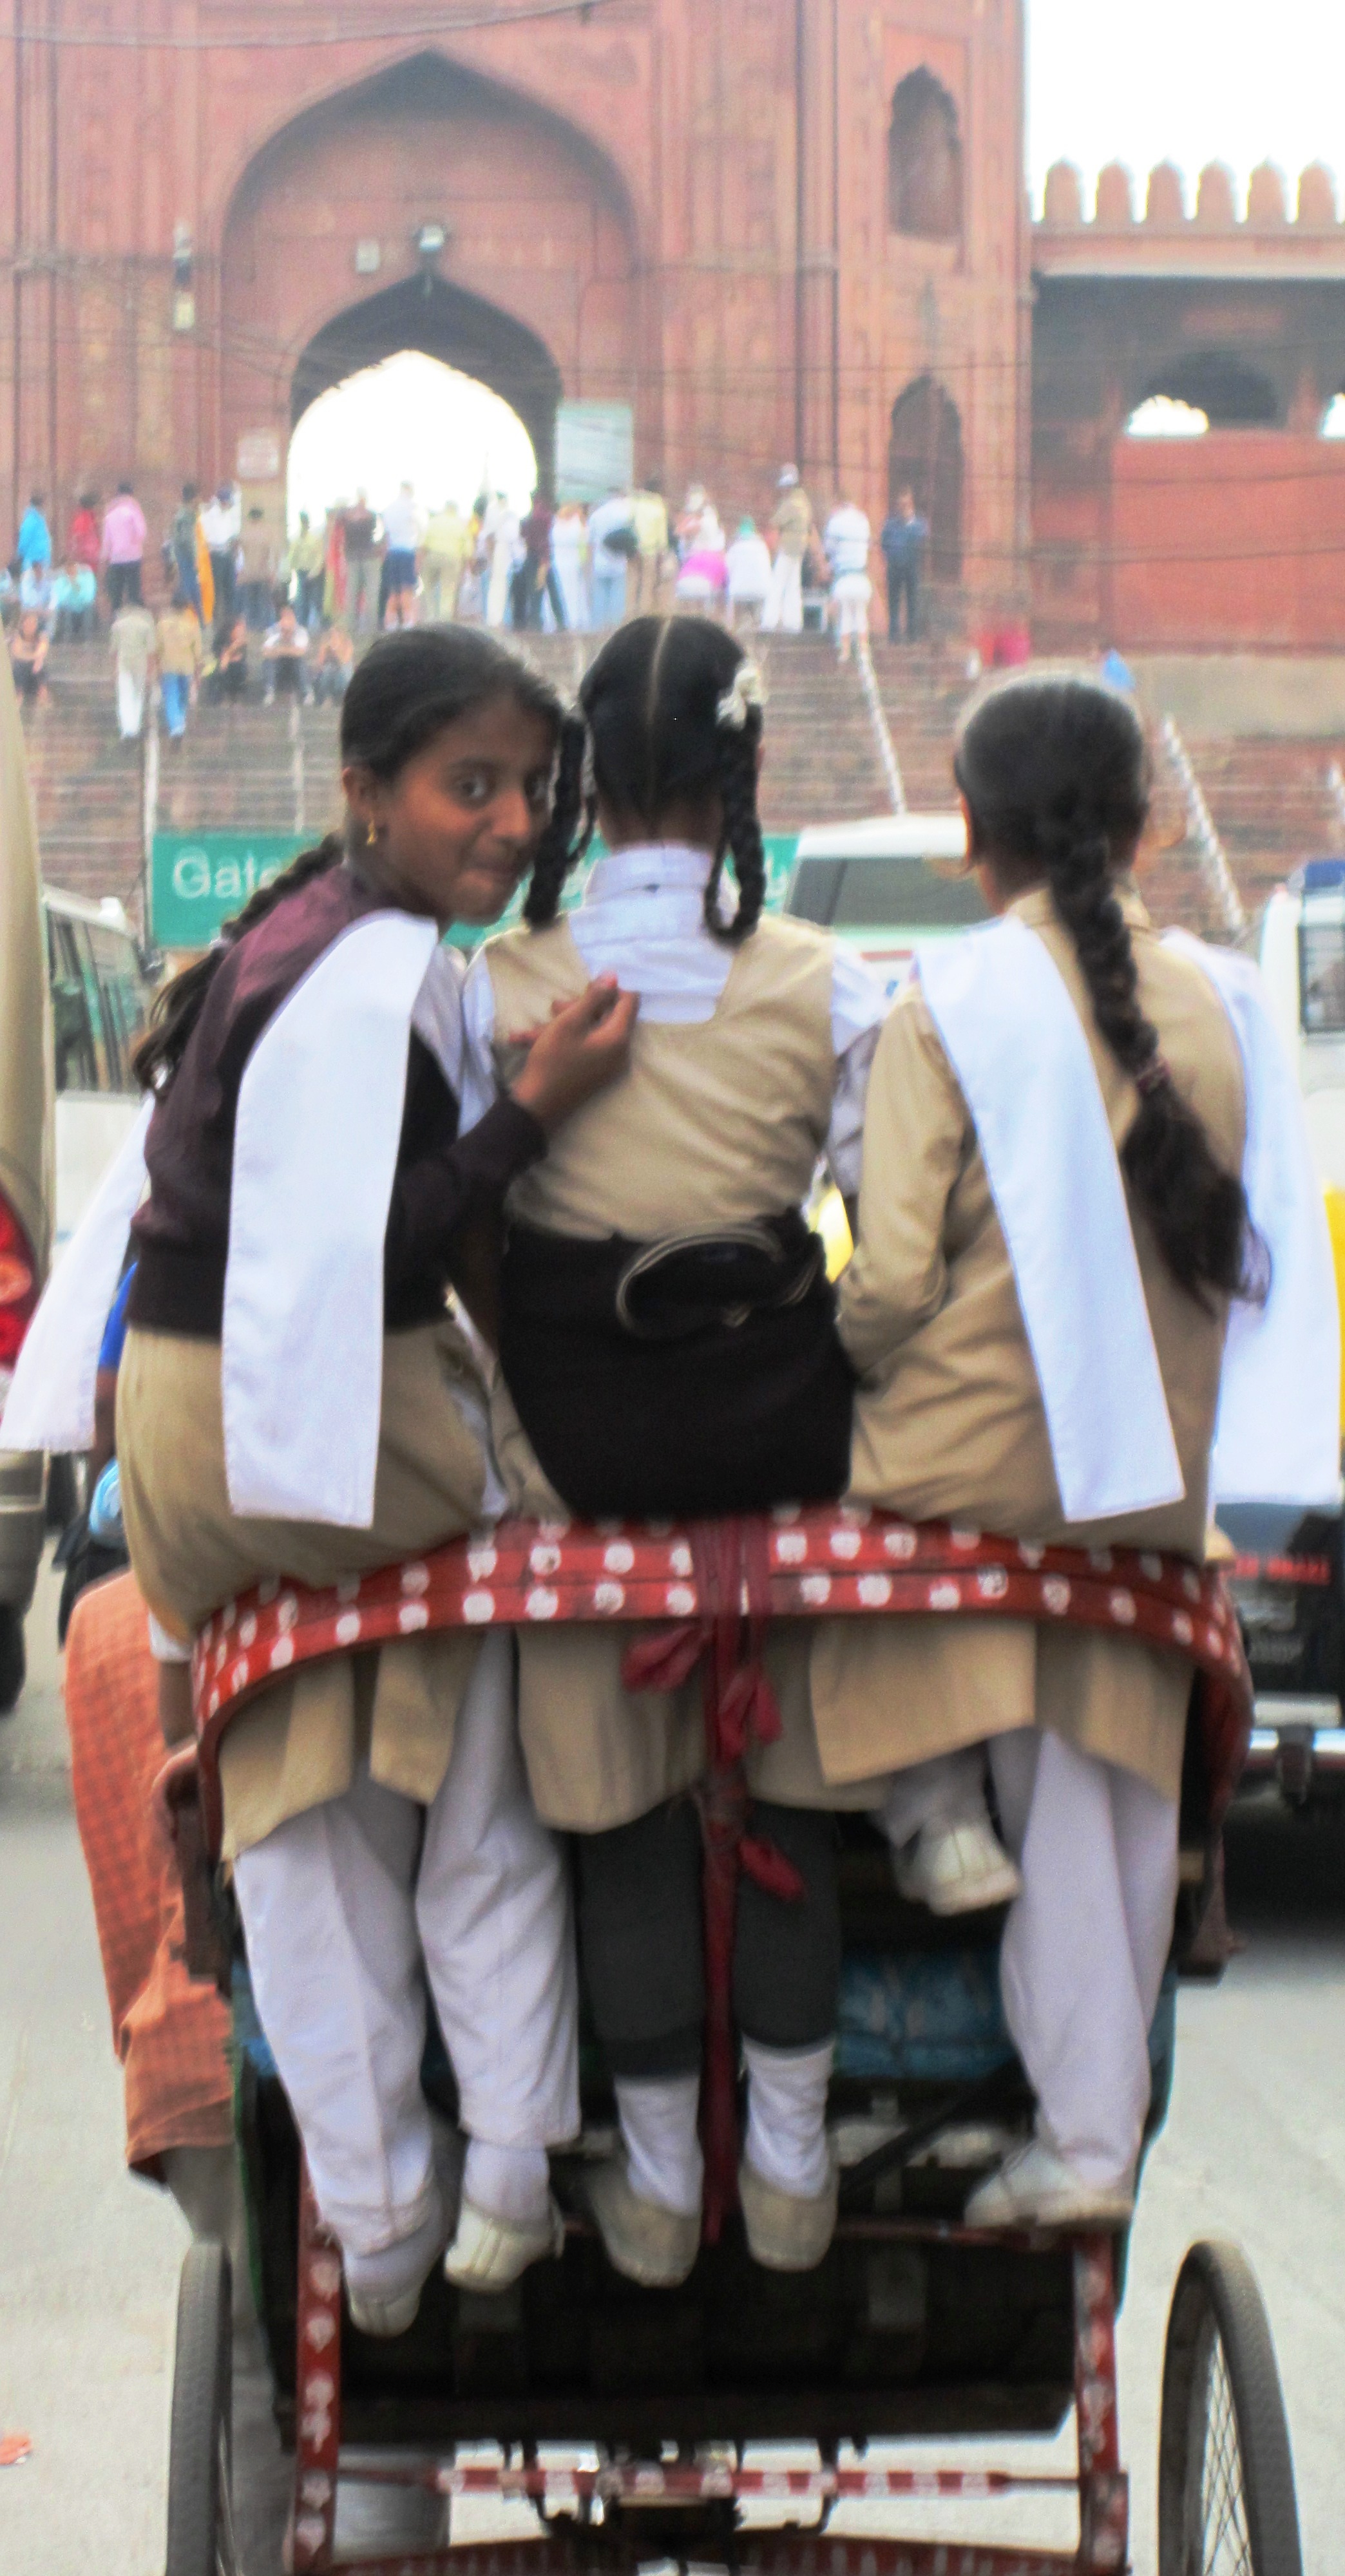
top-left (715, 659), bottom-right (767, 731)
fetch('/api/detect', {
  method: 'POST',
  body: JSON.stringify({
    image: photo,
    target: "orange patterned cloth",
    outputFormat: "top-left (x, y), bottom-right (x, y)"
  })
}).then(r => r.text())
top-left (65, 1573), bottom-right (233, 2175)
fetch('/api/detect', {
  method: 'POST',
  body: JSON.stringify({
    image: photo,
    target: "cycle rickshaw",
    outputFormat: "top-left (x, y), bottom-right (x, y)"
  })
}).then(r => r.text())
top-left (167, 1505), bottom-right (1303, 2576)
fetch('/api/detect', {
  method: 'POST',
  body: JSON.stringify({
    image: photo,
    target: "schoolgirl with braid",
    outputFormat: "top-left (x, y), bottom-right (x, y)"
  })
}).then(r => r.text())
top-left (814, 673), bottom-right (1272, 2230)
top-left (460, 613), bottom-right (892, 2286)
top-left (8, 628), bottom-right (636, 2331)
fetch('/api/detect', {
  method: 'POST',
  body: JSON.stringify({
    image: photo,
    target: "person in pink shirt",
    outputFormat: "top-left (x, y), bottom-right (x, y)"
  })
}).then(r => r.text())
top-left (100, 481), bottom-right (148, 611)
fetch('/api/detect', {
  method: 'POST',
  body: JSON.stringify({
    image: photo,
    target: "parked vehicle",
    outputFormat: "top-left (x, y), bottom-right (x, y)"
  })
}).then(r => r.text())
top-left (1224, 858), bottom-right (1345, 1809)
top-left (783, 811), bottom-right (982, 998)
top-left (0, 888), bottom-right (153, 1709)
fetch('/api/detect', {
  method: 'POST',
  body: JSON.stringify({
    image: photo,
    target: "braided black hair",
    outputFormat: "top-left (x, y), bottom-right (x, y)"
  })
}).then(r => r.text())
top-left (954, 674), bottom-right (1259, 1311)
top-left (523, 614), bottom-right (768, 945)
top-left (135, 625), bottom-right (566, 1092)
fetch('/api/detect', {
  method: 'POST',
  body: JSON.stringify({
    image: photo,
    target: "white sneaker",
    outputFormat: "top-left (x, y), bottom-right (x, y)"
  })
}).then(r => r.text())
top-left (443, 2195), bottom-right (564, 2292)
top-left (893, 1816), bottom-right (1022, 1916)
top-left (344, 2195), bottom-right (446, 2337)
top-left (739, 2157), bottom-right (838, 2273)
top-left (963, 2136), bottom-right (1134, 2230)
top-left (586, 2157), bottom-right (701, 2288)
top-left (346, 2278), bottom-right (428, 2339)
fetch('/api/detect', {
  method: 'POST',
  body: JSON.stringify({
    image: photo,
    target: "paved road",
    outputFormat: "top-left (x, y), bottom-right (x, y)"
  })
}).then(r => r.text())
top-left (1, 1561), bottom-right (1340, 2573)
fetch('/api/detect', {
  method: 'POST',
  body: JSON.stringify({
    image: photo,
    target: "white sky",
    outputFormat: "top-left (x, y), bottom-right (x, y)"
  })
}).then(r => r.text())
top-left (1028, 0), bottom-right (1344, 215)
top-left (286, 353), bottom-right (537, 535)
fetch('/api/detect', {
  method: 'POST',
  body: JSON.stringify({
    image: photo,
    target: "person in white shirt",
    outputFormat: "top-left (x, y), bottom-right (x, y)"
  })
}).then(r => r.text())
top-left (478, 492), bottom-right (520, 632)
top-left (724, 518), bottom-right (773, 630)
top-left (824, 498), bottom-right (873, 662)
top-left (200, 483), bottom-right (242, 625)
top-left (586, 488), bottom-right (634, 628)
top-left (261, 601), bottom-right (310, 705)
top-left (379, 482), bottom-right (424, 627)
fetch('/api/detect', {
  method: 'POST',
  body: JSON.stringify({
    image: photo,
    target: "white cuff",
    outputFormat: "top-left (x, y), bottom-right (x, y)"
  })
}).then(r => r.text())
top-left (147, 1613), bottom-right (192, 1666)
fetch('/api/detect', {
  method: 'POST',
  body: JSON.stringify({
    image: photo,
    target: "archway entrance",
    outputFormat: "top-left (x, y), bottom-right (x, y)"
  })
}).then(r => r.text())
top-left (292, 273), bottom-right (562, 480)
top-left (889, 377), bottom-right (964, 581)
top-left (287, 352), bottom-right (537, 533)
top-left (218, 48), bottom-right (636, 533)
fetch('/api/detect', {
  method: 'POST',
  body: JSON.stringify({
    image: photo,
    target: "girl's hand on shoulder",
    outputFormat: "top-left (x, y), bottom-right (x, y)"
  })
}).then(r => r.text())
top-left (508, 976), bottom-right (638, 1132)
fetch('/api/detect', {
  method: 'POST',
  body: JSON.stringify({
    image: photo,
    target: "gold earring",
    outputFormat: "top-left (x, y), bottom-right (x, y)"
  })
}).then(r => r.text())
top-left (366, 822), bottom-right (377, 849)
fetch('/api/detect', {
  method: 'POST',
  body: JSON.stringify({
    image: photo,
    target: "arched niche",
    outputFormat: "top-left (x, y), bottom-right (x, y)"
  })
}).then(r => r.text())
top-left (889, 376), bottom-right (963, 580)
top-left (887, 70), bottom-right (963, 243)
top-left (219, 48), bottom-right (636, 498)
top-left (1136, 350), bottom-right (1279, 428)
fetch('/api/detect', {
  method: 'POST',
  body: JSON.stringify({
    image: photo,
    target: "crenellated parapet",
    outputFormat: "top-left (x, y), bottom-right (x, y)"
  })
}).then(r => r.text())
top-left (1035, 155), bottom-right (1345, 282)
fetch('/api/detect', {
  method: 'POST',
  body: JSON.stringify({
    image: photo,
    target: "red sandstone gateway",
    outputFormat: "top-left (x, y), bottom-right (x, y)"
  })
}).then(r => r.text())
top-left (166, 1508), bottom-right (1301, 2576)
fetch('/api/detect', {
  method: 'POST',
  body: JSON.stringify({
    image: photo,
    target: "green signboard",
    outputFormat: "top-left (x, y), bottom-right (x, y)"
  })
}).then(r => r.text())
top-left (151, 830), bottom-right (309, 949)
top-left (151, 829), bottom-right (801, 954)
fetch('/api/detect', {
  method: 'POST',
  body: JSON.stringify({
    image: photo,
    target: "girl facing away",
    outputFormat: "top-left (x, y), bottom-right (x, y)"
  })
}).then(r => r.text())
top-left (461, 613), bottom-right (892, 2287)
top-left (108, 628), bottom-right (636, 2329)
top-left (813, 673), bottom-right (1264, 2228)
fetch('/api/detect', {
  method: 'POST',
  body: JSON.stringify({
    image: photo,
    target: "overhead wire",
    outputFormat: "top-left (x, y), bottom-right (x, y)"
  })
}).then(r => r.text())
top-left (3, 0), bottom-right (616, 49)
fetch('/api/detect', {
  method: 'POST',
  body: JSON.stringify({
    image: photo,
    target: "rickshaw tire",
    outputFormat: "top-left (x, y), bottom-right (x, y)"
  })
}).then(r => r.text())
top-left (1158, 2238), bottom-right (1302, 2576)
top-left (166, 2241), bottom-right (236, 2576)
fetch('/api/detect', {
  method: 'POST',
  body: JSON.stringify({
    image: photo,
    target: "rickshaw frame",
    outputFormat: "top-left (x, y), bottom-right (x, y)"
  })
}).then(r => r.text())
top-left (171, 1507), bottom-right (1297, 2576)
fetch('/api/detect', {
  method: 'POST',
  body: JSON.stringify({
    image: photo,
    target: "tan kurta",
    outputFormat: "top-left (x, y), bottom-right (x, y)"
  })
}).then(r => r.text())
top-left (117, 1317), bottom-right (488, 1857)
top-left (483, 910), bottom-right (886, 1828)
top-left (811, 884), bottom-right (1247, 1801)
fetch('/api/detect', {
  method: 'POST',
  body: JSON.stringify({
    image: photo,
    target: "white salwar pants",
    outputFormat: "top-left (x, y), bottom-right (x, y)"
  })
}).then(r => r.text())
top-left (988, 1727), bottom-right (1179, 2192)
top-left (761, 551), bottom-right (803, 633)
top-left (233, 1629), bottom-right (578, 2260)
top-left (117, 667), bottom-right (146, 738)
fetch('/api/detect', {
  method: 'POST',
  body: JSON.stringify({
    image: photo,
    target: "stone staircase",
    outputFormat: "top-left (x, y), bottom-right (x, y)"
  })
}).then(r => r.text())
top-left (867, 641), bottom-right (971, 813)
top-left (508, 629), bottom-right (893, 829)
top-left (17, 630), bottom-right (1345, 951)
top-left (16, 644), bottom-right (146, 924)
top-left (1183, 737), bottom-right (1345, 916)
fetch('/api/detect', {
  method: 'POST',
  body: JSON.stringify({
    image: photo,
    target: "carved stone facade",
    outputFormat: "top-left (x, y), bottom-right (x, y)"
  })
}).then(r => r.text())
top-left (7, 1), bottom-right (1344, 650)
top-left (0, 0), bottom-right (1027, 622)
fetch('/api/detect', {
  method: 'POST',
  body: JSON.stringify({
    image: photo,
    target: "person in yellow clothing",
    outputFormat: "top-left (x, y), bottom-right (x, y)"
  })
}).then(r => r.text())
top-left (422, 500), bottom-right (469, 621)
top-left (155, 589), bottom-right (203, 741)
top-left (631, 475), bottom-right (669, 614)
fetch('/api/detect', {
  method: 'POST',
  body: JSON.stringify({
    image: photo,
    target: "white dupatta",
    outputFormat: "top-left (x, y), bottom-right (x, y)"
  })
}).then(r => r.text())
top-left (2, 911), bottom-right (451, 1531)
top-left (919, 914), bottom-right (1184, 1522)
top-left (1164, 930), bottom-right (1340, 1507)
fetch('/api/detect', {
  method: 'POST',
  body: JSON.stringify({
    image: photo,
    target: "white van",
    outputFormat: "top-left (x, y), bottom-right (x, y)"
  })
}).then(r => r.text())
top-left (783, 812), bottom-right (980, 1000)
top-left (0, 891), bottom-right (154, 1707)
top-left (45, 889), bottom-right (155, 1244)
top-left (1256, 858), bottom-right (1345, 1189)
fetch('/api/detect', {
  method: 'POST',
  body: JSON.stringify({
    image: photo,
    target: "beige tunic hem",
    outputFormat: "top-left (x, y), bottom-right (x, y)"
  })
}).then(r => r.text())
top-left (118, 1317), bottom-right (490, 1855)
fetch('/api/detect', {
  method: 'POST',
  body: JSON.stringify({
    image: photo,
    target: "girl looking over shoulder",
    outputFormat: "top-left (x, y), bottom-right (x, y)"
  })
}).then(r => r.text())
top-left (101, 628), bottom-right (634, 2327)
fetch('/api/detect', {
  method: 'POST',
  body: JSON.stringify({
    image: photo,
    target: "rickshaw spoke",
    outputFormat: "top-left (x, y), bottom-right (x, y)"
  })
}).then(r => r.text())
top-left (1199, 2341), bottom-right (1252, 2575)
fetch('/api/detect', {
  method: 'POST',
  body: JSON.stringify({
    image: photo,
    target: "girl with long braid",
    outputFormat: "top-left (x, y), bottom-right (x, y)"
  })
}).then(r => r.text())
top-left (812, 671), bottom-right (1310, 2228)
top-left (461, 613), bottom-right (899, 2286)
top-left (5, 627), bottom-right (636, 2329)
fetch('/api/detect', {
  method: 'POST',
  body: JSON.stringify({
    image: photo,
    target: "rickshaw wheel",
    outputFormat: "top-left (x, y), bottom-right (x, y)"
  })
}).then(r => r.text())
top-left (1158, 2240), bottom-right (1301, 2576)
top-left (166, 2242), bottom-right (238, 2576)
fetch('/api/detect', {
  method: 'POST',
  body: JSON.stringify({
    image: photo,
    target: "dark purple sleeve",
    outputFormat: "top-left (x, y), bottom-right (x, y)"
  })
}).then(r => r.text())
top-left (384, 1094), bottom-right (546, 1278)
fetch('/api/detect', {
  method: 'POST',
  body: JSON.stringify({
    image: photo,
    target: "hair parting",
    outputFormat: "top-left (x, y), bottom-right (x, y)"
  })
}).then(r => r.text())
top-left (522, 614), bottom-right (768, 945)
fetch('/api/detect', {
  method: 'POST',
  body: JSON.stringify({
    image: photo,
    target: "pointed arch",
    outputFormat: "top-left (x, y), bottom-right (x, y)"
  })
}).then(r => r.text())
top-left (890, 376), bottom-right (963, 580)
top-left (888, 70), bottom-right (963, 243)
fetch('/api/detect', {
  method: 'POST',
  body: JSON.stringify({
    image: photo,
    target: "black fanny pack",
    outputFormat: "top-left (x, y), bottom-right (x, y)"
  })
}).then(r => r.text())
top-left (499, 1211), bottom-right (854, 1521)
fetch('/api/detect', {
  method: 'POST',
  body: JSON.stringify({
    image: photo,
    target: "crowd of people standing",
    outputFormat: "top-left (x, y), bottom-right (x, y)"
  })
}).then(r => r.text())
top-left (5, 463), bottom-right (934, 733)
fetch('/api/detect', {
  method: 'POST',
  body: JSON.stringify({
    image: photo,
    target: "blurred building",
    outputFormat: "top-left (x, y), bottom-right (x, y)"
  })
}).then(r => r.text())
top-left (3, 0), bottom-right (1344, 648)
